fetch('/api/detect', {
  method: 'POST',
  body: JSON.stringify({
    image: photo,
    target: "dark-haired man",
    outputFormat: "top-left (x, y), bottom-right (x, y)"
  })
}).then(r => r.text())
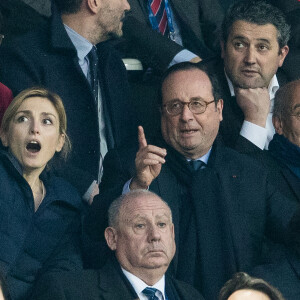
top-left (202, 0), bottom-right (290, 151)
top-left (0, 0), bottom-right (137, 201)
top-left (86, 62), bottom-right (300, 299)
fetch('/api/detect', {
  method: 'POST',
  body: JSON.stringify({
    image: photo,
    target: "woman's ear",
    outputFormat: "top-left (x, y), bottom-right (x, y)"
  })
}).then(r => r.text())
top-left (56, 133), bottom-right (65, 152)
top-left (0, 131), bottom-right (9, 147)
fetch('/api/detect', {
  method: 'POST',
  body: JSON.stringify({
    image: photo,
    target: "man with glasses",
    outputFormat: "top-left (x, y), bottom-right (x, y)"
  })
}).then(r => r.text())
top-left (86, 62), bottom-right (300, 300)
top-left (251, 80), bottom-right (300, 205)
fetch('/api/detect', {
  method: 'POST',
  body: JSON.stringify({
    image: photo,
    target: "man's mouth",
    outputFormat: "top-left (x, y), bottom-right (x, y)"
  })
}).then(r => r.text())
top-left (26, 140), bottom-right (41, 153)
top-left (180, 129), bottom-right (198, 134)
top-left (241, 69), bottom-right (260, 76)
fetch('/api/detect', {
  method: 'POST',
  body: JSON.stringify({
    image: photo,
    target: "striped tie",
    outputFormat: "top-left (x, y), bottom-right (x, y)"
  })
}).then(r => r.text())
top-left (149, 0), bottom-right (168, 35)
top-left (142, 287), bottom-right (160, 300)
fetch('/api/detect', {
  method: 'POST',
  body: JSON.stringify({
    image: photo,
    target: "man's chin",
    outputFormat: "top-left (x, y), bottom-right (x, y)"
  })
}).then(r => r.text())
top-left (142, 260), bottom-right (170, 270)
top-left (234, 78), bottom-right (267, 89)
top-left (107, 29), bottom-right (123, 40)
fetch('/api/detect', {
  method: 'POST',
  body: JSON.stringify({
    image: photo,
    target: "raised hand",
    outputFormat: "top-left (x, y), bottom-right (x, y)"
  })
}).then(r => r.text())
top-left (235, 87), bottom-right (270, 127)
top-left (130, 126), bottom-right (167, 190)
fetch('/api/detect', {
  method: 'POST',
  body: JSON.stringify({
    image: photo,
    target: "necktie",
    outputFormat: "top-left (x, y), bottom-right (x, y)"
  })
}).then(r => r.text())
top-left (88, 46), bottom-right (99, 103)
top-left (189, 160), bottom-right (205, 171)
top-left (142, 287), bottom-right (160, 300)
top-left (149, 0), bottom-right (168, 35)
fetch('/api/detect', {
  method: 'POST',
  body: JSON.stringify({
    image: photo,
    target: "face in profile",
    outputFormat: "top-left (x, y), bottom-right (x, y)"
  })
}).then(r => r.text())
top-left (97, 0), bottom-right (130, 40)
top-left (105, 194), bottom-right (176, 277)
top-left (274, 83), bottom-right (300, 147)
top-left (1, 96), bottom-right (65, 176)
top-left (161, 69), bottom-right (223, 159)
top-left (222, 20), bottom-right (289, 89)
top-left (228, 289), bottom-right (270, 300)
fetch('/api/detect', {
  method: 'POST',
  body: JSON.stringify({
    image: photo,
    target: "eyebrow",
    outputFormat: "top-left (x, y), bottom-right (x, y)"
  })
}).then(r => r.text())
top-left (15, 110), bottom-right (57, 119)
top-left (166, 97), bottom-right (206, 103)
top-left (232, 36), bottom-right (271, 45)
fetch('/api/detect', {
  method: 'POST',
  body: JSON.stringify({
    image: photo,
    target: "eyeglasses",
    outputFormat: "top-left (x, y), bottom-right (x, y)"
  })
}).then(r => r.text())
top-left (290, 111), bottom-right (300, 120)
top-left (163, 99), bottom-right (215, 116)
top-left (0, 35), bottom-right (4, 46)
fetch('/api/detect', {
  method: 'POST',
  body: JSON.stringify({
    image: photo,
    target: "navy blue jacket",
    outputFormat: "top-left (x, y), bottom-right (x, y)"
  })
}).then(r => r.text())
top-left (0, 10), bottom-right (137, 195)
top-left (0, 150), bottom-right (84, 300)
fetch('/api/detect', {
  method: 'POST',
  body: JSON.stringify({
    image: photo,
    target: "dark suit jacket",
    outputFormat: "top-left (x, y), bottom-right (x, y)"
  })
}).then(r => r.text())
top-left (0, 10), bottom-right (137, 195)
top-left (249, 150), bottom-right (300, 204)
top-left (31, 258), bottom-right (205, 300)
top-left (201, 58), bottom-right (288, 150)
top-left (117, 0), bottom-right (224, 72)
top-left (88, 139), bottom-right (300, 299)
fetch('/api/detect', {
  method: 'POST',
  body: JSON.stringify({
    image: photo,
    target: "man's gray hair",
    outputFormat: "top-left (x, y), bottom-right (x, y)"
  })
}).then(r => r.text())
top-left (108, 190), bottom-right (172, 228)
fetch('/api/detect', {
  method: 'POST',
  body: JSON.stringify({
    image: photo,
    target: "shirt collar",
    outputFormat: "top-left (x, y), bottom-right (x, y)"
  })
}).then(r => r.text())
top-left (224, 71), bottom-right (279, 99)
top-left (186, 148), bottom-right (211, 164)
top-left (64, 24), bottom-right (93, 61)
top-left (122, 268), bottom-right (166, 299)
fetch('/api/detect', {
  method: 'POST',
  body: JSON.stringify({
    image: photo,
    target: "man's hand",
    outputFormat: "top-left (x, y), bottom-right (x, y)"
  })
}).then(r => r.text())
top-left (130, 126), bottom-right (167, 190)
top-left (235, 87), bottom-right (270, 127)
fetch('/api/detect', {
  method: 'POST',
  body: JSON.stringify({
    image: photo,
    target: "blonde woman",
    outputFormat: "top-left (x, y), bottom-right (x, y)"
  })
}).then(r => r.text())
top-left (0, 87), bottom-right (84, 300)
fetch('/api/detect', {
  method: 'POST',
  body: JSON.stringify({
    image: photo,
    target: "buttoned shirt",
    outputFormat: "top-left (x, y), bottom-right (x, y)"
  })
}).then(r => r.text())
top-left (226, 73), bottom-right (279, 150)
top-left (122, 268), bottom-right (166, 300)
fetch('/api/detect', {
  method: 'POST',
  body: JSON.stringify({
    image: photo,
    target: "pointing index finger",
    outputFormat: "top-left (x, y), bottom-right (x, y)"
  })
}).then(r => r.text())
top-left (138, 126), bottom-right (147, 149)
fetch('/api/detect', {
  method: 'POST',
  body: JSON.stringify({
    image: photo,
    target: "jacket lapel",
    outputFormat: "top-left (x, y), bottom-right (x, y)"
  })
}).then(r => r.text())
top-left (281, 167), bottom-right (300, 202)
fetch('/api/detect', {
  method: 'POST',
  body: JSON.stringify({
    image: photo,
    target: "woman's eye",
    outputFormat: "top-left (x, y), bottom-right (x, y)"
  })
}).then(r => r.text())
top-left (17, 116), bottom-right (29, 123)
top-left (43, 118), bottom-right (53, 125)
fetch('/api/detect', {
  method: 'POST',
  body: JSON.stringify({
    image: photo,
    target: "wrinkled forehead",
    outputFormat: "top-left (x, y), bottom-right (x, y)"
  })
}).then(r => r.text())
top-left (120, 196), bottom-right (172, 223)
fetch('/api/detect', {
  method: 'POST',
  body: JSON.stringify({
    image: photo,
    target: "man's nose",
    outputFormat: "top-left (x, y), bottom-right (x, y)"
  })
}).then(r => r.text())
top-left (243, 46), bottom-right (256, 64)
top-left (148, 225), bottom-right (161, 242)
top-left (180, 103), bottom-right (194, 121)
top-left (123, 0), bottom-right (130, 11)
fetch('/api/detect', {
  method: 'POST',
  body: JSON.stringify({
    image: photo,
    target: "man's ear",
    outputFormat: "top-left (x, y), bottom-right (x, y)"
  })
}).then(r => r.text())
top-left (217, 99), bottom-right (224, 122)
top-left (87, 0), bottom-right (101, 14)
top-left (104, 227), bottom-right (117, 251)
top-left (273, 115), bottom-right (283, 134)
top-left (278, 45), bottom-right (289, 67)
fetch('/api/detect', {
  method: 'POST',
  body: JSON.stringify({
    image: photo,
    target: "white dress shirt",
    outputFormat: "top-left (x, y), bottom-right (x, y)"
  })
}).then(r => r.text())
top-left (122, 268), bottom-right (166, 300)
top-left (226, 73), bottom-right (279, 150)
